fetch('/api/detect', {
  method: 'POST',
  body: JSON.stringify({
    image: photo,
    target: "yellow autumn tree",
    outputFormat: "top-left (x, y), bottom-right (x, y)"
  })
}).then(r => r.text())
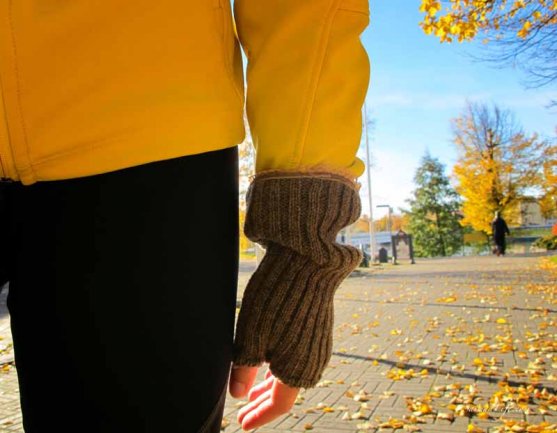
top-left (539, 143), bottom-right (557, 218)
top-left (373, 214), bottom-right (410, 232)
top-left (420, 0), bottom-right (557, 85)
top-left (452, 102), bottom-right (549, 234)
top-left (351, 214), bottom-right (409, 234)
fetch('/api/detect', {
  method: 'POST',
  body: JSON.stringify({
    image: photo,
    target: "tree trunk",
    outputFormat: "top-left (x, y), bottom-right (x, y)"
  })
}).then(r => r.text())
top-left (434, 209), bottom-right (446, 256)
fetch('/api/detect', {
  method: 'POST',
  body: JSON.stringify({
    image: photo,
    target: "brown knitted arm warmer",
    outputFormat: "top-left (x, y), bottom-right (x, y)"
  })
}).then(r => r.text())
top-left (233, 170), bottom-right (363, 389)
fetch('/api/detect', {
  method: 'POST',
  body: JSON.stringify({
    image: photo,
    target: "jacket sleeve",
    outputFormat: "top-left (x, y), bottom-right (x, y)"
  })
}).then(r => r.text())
top-left (233, 0), bottom-right (370, 180)
top-left (232, 0), bottom-right (370, 389)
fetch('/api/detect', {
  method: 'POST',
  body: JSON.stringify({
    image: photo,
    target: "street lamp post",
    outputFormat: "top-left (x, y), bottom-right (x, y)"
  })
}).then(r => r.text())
top-left (363, 102), bottom-right (376, 262)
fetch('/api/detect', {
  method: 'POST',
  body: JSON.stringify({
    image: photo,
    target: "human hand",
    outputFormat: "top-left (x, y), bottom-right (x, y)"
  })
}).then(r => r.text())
top-left (229, 365), bottom-right (300, 431)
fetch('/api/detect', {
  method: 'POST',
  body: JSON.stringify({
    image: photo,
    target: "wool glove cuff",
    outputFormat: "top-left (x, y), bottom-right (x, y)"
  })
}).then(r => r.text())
top-left (233, 170), bottom-right (363, 388)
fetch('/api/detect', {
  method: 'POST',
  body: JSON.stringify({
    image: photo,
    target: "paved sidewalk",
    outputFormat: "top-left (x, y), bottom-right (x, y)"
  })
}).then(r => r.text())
top-left (1, 255), bottom-right (555, 433)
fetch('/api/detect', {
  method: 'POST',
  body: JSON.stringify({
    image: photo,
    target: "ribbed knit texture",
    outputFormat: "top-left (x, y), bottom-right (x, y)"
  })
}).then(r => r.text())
top-left (233, 170), bottom-right (363, 388)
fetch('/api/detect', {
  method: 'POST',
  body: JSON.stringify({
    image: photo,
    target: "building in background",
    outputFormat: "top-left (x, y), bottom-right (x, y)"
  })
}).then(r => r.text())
top-left (514, 197), bottom-right (556, 227)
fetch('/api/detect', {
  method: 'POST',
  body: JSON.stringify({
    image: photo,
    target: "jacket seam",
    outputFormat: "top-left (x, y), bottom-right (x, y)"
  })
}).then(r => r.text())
top-left (8, 0), bottom-right (35, 180)
top-left (338, 7), bottom-right (369, 14)
top-left (24, 131), bottom-right (241, 171)
top-left (217, 0), bottom-right (244, 105)
top-left (0, 77), bottom-right (17, 180)
top-left (23, 136), bottom-right (121, 169)
top-left (289, 0), bottom-right (343, 170)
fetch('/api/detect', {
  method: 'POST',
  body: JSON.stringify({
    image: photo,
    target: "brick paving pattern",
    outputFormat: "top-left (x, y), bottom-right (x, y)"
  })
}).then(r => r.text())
top-left (1, 255), bottom-right (555, 432)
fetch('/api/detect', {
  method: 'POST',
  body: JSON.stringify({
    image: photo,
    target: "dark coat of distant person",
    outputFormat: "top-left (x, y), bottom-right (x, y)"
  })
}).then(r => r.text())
top-left (492, 213), bottom-right (510, 256)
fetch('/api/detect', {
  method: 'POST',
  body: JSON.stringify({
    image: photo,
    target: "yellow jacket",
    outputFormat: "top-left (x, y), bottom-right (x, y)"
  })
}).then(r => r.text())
top-left (0, 0), bottom-right (370, 185)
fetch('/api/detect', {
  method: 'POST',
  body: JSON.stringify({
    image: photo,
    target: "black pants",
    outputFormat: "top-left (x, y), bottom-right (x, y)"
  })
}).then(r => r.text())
top-left (2, 146), bottom-right (239, 432)
top-left (494, 236), bottom-right (506, 255)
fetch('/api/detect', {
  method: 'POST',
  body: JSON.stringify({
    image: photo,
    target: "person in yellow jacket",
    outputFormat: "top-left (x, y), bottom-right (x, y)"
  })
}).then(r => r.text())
top-left (0, 0), bottom-right (370, 431)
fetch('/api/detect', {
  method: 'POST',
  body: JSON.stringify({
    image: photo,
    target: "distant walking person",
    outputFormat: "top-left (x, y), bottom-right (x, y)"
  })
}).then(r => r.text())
top-left (492, 212), bottom-right (510, 256)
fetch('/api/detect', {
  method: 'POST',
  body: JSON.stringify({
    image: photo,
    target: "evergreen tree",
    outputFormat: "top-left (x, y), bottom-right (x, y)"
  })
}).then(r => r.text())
top-left (405, 153), bottom-right (463, 257)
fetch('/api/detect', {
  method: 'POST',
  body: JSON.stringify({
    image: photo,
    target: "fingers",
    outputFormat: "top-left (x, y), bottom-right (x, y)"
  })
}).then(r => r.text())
top-left (237, 388), bottom-right (272, 426)
top-left (238, 378), bottom-right (300, 431)
top-left (247, 374), bottom-right (275, 402)
top-left (241, 397), bottom-right (278, 431)
top-left (229, 365), bottom-right (259, 398)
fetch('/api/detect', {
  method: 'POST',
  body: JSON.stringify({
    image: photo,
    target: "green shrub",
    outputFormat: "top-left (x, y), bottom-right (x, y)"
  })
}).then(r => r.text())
top-left (533, 235), bottom-right (557, 250)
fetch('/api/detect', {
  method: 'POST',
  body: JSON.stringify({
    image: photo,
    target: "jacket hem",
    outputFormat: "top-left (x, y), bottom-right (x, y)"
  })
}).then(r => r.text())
top-left (19, 132), bottom-right (244, 185)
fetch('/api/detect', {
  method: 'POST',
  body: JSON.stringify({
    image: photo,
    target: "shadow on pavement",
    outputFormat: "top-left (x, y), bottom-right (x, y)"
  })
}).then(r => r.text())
top-left (363, 269), bottom-right (552, 284)
top-left (332, 351), bottom-right (557, 394)
top-left (334, 296), bottom-right (557, 313)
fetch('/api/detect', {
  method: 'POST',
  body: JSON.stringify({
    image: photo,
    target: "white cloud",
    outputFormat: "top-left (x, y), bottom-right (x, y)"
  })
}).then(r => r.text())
top-left (371, 93), bottom-right (413, 107)
top-left (497, 91), bottom-right (557, 110)
top-left (369, 91), bottom-right (490, 110)
top-left (369, 89), bottom-right (557, 114)
top-left (357, 145), bottom-right (419, 216)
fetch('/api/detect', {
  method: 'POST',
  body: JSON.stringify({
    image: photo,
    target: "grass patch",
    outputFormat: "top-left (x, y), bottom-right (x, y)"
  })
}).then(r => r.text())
top-left (511, 227), bottom-right (552, 237)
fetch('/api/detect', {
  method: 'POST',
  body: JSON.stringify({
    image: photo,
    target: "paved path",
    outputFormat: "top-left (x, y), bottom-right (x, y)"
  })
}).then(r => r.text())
top-left (1, 255), bottom-right (555, 433)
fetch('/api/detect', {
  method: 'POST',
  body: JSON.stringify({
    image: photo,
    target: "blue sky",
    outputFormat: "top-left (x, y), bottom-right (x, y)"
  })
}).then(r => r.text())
top-left (357, 0), bottom-right (556, 219)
